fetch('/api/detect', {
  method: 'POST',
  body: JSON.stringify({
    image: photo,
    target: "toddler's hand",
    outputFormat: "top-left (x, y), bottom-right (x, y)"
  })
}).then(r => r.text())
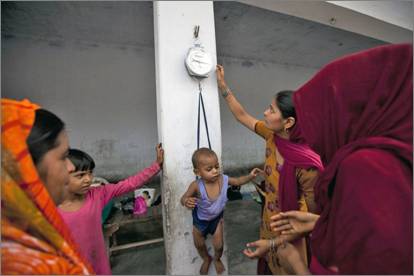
top-left (156, 143), bottom-right (164, 166)
top-left (184, 197), bottom-right (198, 209)
top-left (250, 168), bottom-right (264, 179)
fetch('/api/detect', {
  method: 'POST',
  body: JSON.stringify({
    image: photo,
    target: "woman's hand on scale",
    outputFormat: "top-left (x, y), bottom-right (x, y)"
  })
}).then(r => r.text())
top-left (216, 64), bottom-right (227, 91)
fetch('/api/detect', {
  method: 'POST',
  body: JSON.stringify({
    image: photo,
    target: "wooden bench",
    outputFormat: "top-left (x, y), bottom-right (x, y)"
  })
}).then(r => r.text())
top-left (103, 204), bottom-right (163, 256)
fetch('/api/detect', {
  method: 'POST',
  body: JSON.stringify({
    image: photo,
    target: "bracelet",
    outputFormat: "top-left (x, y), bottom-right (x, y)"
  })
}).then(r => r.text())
top-left (221, 86), bottom-right (231, 98)
top-left (270, 238), bottom-right (277, 253)
top-left (267, 239), bottom-right (273, 253)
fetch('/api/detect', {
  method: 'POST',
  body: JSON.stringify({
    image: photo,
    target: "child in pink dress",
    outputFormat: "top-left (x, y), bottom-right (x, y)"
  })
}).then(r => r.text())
top-left (58, 144), bottom-right (163, 274)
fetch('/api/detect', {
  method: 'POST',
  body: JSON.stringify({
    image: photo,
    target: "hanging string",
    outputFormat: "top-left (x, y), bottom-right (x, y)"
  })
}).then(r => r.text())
top-left (196, 81), bottom-right (212, 150)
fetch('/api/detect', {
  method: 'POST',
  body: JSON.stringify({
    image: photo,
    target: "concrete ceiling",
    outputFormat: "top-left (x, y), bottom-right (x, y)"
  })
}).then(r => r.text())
top-left (214, 1), bottom-right (387, 68)
top-left (329, 1), bottom-right (413, 30)
top-left (238, 0), bottom-right (412, 43)
top-left (2, 1), bottom-right (391, 69)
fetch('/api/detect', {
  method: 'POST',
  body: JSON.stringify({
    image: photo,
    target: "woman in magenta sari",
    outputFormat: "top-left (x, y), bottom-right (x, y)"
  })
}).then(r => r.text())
top-left (270, 43), bottom-right (413, 274)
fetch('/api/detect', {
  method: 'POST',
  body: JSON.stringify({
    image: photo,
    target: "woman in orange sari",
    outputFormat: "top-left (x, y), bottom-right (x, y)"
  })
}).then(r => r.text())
top-left (1, 98), bottom-right (93, 274)
top-left (216, 66), bottom-right (322, 274)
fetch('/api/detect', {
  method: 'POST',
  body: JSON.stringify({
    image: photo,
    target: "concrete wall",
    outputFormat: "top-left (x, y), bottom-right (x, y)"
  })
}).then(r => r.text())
top-left (2, 1), bottom-right (395, 179)
top-left (217, 57), bottom-right (316, 170)
top-left (2, 2), bottom-right (158, 181)
top-left (2, 37), bottom-right (158, 180)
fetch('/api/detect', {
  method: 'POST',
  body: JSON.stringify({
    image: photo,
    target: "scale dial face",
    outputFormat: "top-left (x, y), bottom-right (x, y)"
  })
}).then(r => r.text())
top-left (185, 46), bottom-right (213, 77)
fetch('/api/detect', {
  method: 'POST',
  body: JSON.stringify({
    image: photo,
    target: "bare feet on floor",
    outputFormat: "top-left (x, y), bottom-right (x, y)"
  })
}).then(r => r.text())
top-left (214, 258), bottom-right (225, 275)
top-left (200, 256), bottom-right (212, 275)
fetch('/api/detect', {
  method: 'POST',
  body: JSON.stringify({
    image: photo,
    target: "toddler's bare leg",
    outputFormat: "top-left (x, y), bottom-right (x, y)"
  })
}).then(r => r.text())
top-left (193, 226), bottom-right (212, 275)
top-left (212, 219), bottom-right (225, 275)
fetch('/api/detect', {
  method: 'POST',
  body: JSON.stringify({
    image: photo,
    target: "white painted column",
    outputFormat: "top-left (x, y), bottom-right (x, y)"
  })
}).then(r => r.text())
top-left (153, 1), bottom-right (226, 275)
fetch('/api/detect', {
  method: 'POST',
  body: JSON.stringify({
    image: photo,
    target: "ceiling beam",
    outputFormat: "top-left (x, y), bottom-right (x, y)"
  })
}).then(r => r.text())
top-left (237, 0), bottom-right (412, 43)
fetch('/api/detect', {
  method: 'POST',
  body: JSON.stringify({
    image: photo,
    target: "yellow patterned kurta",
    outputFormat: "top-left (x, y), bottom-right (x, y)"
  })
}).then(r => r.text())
top-left (255, 121), bottom-right (318, 274)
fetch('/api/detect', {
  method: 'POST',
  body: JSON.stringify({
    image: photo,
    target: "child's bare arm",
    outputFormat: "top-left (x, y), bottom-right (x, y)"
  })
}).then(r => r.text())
top-left (100, 144), bottom-right (163, 205)
top-left (180, 181), bottom-right (199, 209)
top-left (229, 168), bottom-right (264, 186)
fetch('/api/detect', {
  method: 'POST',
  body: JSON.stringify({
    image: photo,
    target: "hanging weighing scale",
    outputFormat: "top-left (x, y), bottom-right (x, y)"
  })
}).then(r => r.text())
top-left (185, 26), bottom-right (214, 78)
top-left (184, 25), bottom-right (214, 150)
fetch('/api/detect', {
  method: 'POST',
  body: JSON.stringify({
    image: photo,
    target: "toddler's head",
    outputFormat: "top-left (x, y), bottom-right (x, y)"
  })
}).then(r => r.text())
top-left (192, 148), bottom-right (220, 182)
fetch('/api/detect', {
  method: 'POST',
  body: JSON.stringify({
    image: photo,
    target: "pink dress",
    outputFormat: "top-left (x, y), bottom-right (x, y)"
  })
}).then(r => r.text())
top-left (59, 162), bottom-right (160, 275)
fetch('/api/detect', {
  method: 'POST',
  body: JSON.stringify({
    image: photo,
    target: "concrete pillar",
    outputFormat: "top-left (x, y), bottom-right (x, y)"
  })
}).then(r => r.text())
top-left (153, 1), bottom-right (226, 275)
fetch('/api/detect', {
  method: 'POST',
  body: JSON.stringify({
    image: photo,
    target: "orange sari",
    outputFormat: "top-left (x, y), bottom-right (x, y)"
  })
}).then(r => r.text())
top-left (1, 98), bottom-right (94, 274)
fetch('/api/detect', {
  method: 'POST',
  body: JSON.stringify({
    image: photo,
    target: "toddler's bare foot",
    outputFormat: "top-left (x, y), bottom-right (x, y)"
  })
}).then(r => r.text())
top-left (200, 256), bottom-right (212, 275)
top-left (214, 258), bottom-right (225, 275)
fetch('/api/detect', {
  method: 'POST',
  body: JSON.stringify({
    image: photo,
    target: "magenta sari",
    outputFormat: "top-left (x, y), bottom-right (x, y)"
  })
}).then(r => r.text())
top-left (274, 134), bottom-right (323, 212)
top-left (290, 43), bottom-right (413, 274)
